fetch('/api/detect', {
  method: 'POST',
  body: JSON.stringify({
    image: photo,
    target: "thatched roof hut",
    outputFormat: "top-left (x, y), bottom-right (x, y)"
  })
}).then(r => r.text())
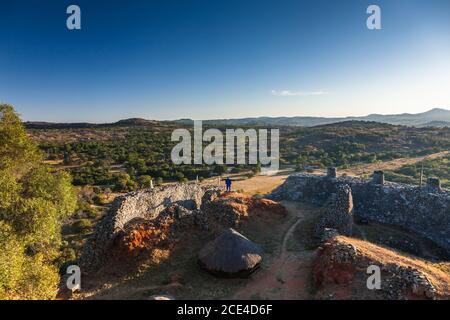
top-left (198, 228), bottom-right (263, 277)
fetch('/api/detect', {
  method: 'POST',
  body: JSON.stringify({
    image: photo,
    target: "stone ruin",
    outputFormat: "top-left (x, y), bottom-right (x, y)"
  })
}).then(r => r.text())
top-left (79, 184), bottom-right (286, 270)
top-left (270, 169), bottom-right (450, 256)
top-left (315, 184), bottom-right (354, 238)
top-left (79, 183), bottom-right (220, 270)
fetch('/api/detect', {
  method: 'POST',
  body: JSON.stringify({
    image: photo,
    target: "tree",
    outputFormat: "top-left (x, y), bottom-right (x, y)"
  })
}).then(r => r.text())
top-left (137, 175), bottom-right (153, 188)
top-left (112, 172), bottom-right (137, 192)
top-left (63, 151), bottom-right (71, 165)
top-left (213, 165), bottom-right (227, 175)
top-left (155, 177), bottom-right (163, 186)
top-left (0, 104), bottom-right (77, 299)
top-left (174, 171), bottom-right (185, 182)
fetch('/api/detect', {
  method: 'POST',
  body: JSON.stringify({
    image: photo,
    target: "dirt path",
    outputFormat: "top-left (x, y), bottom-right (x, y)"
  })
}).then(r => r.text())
top-left (233, 202), bottom-right (315, 300)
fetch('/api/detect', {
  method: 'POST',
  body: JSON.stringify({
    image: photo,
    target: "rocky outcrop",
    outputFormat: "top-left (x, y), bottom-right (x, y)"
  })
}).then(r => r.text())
top-left (270, 172), bottom-right (450, 256)
top-left (79, 184), bottom-right (220, 270)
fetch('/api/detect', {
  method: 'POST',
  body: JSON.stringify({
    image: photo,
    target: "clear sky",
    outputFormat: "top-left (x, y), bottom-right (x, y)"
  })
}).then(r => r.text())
top-left (1, 0), bottom-right (449, 122)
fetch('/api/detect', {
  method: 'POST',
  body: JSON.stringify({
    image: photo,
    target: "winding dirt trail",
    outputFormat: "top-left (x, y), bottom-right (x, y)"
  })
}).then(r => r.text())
top-left (233, 202), bottom-right (316, 300)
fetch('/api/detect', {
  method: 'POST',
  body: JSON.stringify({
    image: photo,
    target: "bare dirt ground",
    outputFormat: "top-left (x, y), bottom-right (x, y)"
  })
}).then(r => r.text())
top-left (233, 202), bottom-right (317, 300)
top-left (231, 170), bottom-right (293, 195)
top-left (201, 168), bottom-right (294, 195)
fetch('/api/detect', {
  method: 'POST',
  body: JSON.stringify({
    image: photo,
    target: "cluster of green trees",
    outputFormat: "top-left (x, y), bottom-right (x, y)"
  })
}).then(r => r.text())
top-left (0, 105), bottom-right (77, 299)
top-left (34, 120), bottom-right (450, 192)
top-left (40, 132), bottom-right (256, 191)
top-left (68, 161), bottom-right (225, 191)
top-left (279, 121), bottom-right (450, 170)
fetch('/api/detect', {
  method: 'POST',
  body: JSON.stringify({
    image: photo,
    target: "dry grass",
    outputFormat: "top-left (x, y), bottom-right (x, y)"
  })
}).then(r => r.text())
top-left (338, 151), bottom-right (450, 177)
top-left (335, 235), bottom-right (450, 296)
top-left (202, 169), bottom-right (293, 196)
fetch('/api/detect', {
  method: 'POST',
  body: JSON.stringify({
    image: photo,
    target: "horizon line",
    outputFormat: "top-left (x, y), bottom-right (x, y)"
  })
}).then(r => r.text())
top-left (20, 107), bottom-right (450, 124)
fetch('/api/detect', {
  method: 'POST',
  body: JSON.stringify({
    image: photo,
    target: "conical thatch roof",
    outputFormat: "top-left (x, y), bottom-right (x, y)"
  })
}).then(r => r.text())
top-left (198, 228), bottom-right (263, 277)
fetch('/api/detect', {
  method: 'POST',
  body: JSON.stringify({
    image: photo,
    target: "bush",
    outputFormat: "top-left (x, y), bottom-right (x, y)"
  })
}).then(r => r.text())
top-left (155, 177), bottom-right (163, 186)
top-left (138, 175), bottom-right (153, 188)
top-left (57, 247), bottom-right (78, 274)
top-left (77, 200), bottom-right (99, 219)
top-left (112, 172), bottom-right (137, 192)
top-left (92, 193), bottom-right (107, 206)
top-left (85, 206), bottom-right (99, 219)
top-left (71, 219), bottom-right (93, 234)
top-left (230, 167), bottom-right (240, 174)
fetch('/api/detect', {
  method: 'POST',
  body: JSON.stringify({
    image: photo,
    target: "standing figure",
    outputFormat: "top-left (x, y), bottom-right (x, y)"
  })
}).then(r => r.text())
top-left (225, 177), bottom-right (232, 192)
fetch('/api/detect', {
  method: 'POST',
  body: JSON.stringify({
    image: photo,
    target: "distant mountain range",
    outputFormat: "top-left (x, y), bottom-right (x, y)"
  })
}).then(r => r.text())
top-left (173, 108), bottom-right (450, 127)
top-left (25, 108), bottom-right (450, 129)
top-left (25, 118), bottom-right (159, 129)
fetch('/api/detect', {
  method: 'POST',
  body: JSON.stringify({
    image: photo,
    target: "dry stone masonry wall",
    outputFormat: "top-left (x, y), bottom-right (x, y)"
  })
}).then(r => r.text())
top-left (80, 183), bottom-right (219, 269)
top-left (270, 170), bottom-right (450, 256)
top-left (315, 184), bottom-right (354, 237)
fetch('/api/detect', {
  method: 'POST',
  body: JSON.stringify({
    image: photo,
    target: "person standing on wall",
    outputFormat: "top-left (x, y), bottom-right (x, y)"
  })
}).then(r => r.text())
top-left (225, 177), bottom-right (232, 192)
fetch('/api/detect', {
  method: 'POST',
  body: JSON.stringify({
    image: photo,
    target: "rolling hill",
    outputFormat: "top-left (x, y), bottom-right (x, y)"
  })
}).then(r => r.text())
top-left (25, 108), bottom-right (450, 129)
top-left (174, 108), bottom-right (450, 127)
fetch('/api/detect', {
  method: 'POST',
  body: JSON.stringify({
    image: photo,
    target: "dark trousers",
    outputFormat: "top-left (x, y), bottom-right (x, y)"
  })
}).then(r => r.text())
top-left (226, 184), bottom-right (231, 192)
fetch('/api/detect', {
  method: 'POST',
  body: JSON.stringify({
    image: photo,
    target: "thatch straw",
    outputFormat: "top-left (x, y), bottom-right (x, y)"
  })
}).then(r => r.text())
top-left (198, 228), bottom-right (263, 277)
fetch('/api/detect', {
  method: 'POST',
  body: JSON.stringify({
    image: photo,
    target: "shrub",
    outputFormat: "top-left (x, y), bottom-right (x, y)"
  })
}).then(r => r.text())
top-left (92, 193), bottom-right (107, 206)
top-left (71, 219), bottom-right (93, 234)
top-left (138, 175), bottom-right (153, 188)
top-left (57, 247), bottom-right (78, 274)
top-left (155, 177), bottom-right (163, 186)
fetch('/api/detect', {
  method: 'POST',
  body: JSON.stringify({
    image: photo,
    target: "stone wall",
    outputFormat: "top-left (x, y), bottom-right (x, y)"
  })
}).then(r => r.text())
top-left (80, 183), bottom-right (219, 270)
top-left (270, 172), bottom-right (450, 256)
top-left (315, 184), bottom-right (354, 237)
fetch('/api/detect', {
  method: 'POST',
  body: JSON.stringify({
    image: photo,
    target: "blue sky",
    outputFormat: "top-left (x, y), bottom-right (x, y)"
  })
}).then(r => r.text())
top-left (0, 0), bottom-right (449, 122)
